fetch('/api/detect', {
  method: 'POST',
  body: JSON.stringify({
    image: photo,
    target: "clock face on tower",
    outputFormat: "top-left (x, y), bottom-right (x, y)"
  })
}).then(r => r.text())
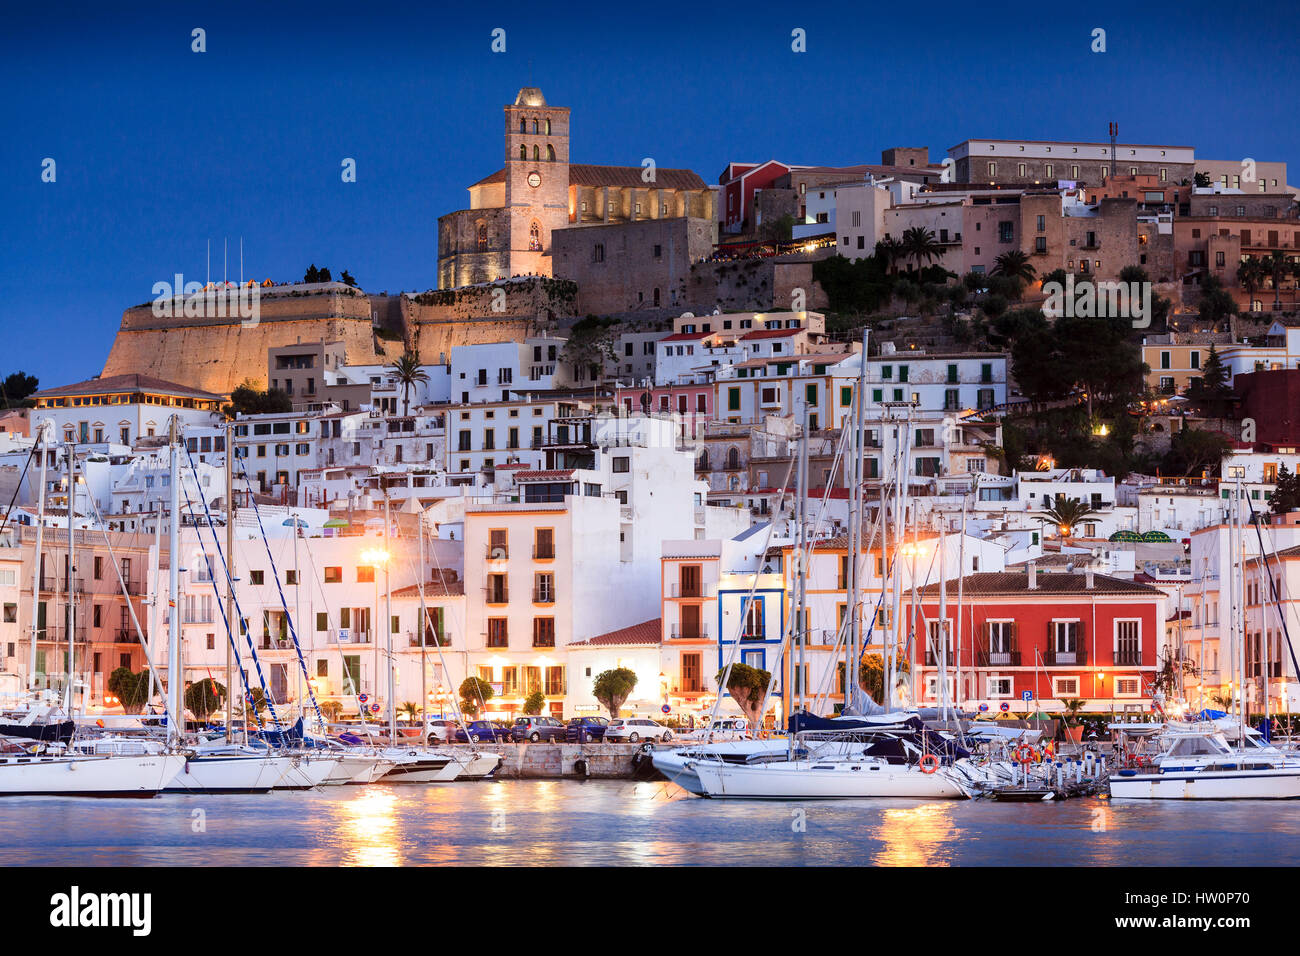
top-left (527, 171), bottom-right (541, 188)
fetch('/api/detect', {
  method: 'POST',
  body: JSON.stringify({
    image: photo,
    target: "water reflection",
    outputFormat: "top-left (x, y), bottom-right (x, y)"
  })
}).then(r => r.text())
top-left (872, 802), bottom-right (957, 867)
top-left (339, 787), bottom-right (400, 867)
top-left (0, 783), bottom-right (1296, 866)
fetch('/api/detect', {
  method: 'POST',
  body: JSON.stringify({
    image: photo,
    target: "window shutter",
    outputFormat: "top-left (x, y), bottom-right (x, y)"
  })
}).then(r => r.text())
top-left (1078, 620), bottom-right (1086, 646)
top-left (1009, 621), bottom-right (1018, 650)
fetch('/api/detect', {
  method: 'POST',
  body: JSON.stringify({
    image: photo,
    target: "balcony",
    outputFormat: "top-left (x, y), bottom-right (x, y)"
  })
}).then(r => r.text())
top-left (977, 648), bottom-right (1021, 667)
top-left (1044, 647), bottom-right (1087, 666)
top-left (43, 625), bottom-right (89, 644)
top-left (670, 624), bottom-right (709, 640)
top-left (532, 637), bottom-right (556, 649)
top-left (1113, 648), bottom-right (1142, 666)
top-left (330, 628), bottom-right (372, 644)
top-left (739, 628), bottom-right (767, 642)
top-left (409, 631), bottom-right (452, 648)
top-left (40, 576), bottom-right (84, 594)
top-left (669, 583), bottom-right (710, 599)
top-left (924, 649), bottom-right (956, 667)
top-left (484, 586), bottom-right (509, 605)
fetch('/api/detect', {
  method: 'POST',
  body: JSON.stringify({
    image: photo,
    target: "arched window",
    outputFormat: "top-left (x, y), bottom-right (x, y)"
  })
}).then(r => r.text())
top-left (529, 221), bottom-right (541, 251)
top-left (477, 222), bottom-right (487, 251)
top-left (546, 144), bottom-right (556, 162)
top-left (533, 145), bottom-right (540, 161)
top-left (545, 118), bottom-right (552, 135)
top-left (519, 144), bottom-right (527, 161)
top-left (532, 119), bottom-right (538, 134)
top-left (653, 287), bottom-right (661, 306)
top-left (697, 449), bottom-right (710, 471)
top-left (519, 118), bottom-right (526, 134)
top-left (727, 447), bottom-right (740, 470)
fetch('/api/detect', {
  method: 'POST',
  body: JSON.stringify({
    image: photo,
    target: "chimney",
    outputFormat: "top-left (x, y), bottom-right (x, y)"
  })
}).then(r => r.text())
top-left (1085, 567), bottom-right (1095, 590)
top-left (1028, 561), bottom-right (1038, 590)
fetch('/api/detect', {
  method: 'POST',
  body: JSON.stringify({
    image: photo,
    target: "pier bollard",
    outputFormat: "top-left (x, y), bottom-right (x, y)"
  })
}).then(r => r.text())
top-left (1055, 763), bottom-right (1063, 789)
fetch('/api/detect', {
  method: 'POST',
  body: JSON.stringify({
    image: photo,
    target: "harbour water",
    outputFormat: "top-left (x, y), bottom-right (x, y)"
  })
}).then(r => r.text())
top-left (3, 779), bottom-right (1299, 866)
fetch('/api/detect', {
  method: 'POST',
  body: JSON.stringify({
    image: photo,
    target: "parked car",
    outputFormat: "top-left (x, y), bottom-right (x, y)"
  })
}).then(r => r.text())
top-left (512, 716), bottom-right (567, 742)
top-left (424, 719), bottom-right (459, 745)
top-left (603, 718), bottom-right (673, 743)
top-left (455, 720), bottom-right (513, 743)
top-left (566, 716), bottom-right (610, 743)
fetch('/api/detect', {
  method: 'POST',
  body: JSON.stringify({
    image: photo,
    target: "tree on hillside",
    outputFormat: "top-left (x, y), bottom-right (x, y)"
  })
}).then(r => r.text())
top-left (0, 372), bottom-right (38, 409)
top-left (592, 668), bottom-right (638, 719)
top-left (1161, 428), bottom-right (1233, 478)
top-left (991, 249), bottom-right (1036, 294)
top-left (1185, 344), bottom-right (1233, 418)
top-left (1196, 275), bottom-right (1237, 327)
top-left (341, 269), bottom-right (357, 288)
top-left (901, 227), bottom-right (942, 273)
top-left (560, 315), bottom-right (620, 379)
top-left (304, 264), bottom-right (333, 283)
top-left (223, 381), bottom-right (292, 418)
top-left (1269, 465), bottom-right (1300, 517)
top-left (1039, 497), bottom-right (1099, 540)
top-left (389, 351), bottom-right (429, 416)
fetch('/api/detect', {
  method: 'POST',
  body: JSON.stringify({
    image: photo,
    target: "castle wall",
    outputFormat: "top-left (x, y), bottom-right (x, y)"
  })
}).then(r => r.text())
top-left (102, 286), bottom-right (398, 396)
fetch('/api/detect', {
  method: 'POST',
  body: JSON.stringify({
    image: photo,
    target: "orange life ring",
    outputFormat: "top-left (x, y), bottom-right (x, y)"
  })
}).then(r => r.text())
top-left (1015, 744), bottom-right (1035, 764)
top-left (919, 754), bottom-right (940, 774)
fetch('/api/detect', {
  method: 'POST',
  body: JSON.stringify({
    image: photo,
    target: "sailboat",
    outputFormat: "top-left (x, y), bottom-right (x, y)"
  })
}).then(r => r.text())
top-left (0, 433), bottom-right (186, 797)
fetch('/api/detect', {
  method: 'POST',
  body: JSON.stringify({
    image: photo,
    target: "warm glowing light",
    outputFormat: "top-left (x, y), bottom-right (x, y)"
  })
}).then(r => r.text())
top-left (360, 548), bottom-right (390, 565)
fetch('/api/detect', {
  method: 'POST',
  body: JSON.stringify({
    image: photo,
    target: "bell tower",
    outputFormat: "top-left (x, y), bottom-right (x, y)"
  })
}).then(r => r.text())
top-left (504, 87), bottom-right (570, 277)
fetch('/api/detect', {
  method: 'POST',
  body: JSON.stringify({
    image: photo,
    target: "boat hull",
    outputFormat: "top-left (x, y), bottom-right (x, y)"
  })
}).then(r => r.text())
top-left (453, 751), bottom-right (503, 780)
top-left (693, 761), bottom-right (970, 799)
top-left (1110, 767), bottom-right (1300, 800)
top-left (0, 753), bottom-right (186, 797)
top-left (376, 749), bottom-right (459, 783)
top-left (164, 754), bottom-right (291, 793)
top-left (275, 754), bottom-right (340, 789)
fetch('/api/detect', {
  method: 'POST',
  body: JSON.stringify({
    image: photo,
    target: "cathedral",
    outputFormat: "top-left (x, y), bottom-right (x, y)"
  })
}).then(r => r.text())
top-left (437, 87), bottom-right (716, 289)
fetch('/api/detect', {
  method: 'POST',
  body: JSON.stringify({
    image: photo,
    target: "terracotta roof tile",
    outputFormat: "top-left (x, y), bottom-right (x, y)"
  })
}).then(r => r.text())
top-left (917, 572), bottom-right (1163, 597)
top-left (33, 373), bottom-right (224, 402)
top-left (570, 618), bottom-right (661, 647)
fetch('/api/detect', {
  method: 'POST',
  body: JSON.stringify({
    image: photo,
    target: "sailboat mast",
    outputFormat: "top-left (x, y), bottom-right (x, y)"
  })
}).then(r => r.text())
top-left (1236, 473), bottom-right (1247, 746)
top-left (167, 417), bottom-right (183, 745)
top-left (28, 423), bottom-right (47, 691)
top-left (418, 516), bottom-right (428, 733)
top-left (795, 405), bottom-right (808, 716)
top-left (938, 524), bottom-right (949, 723)
top-left (847, 329), bottom-right (868, 708)
top-left (956, 497), bottom-right (967, 710)
top-left (385, 490), bottom-right (395, 739)
top-left (65, 442), bottom-right (76, 714)
top-left (224, 421), bottom-right (235, 743)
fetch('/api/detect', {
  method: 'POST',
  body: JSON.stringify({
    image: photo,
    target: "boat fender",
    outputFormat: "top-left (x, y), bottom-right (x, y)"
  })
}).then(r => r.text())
top-left (919, 754), bottom-right (940, 775)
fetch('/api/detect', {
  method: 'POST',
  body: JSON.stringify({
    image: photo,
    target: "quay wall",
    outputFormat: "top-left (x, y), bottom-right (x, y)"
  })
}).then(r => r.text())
top-left (457, 743), bottom-right (644, 779)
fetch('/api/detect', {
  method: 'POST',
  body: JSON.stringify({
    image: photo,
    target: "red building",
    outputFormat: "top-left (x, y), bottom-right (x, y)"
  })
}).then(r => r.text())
top-left (614, 382), bottom-right (712, 447)
top-left (911, 568), bottom-right (1165, 713)
top-left (718, 160), bottom-right (803, 235)
top-left (1235, 369), bottom-right (1300, 447)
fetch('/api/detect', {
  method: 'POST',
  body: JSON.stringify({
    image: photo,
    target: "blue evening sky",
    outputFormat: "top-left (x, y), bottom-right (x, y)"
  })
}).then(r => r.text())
top-left (3, 0), bottom-right (1295, 386)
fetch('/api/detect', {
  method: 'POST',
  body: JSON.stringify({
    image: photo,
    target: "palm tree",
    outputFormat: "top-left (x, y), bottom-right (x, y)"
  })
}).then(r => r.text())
top-left (992, 249), bottom-right (1037, 291)
top-left (901, 226), bottom-right (942, 273)
top-left (1237, 256), bottom-right (1264, 307)
top-left (389, 351), bottom-right (429, 416)
top-left (1040, 496), bottom-right (1099, 541)
top-left (398, 701), bottom-right (421, 724)
top-left (874, 236), bottom-right (904, 274)
top-left (1266, 250), bottom-right (1290, 311)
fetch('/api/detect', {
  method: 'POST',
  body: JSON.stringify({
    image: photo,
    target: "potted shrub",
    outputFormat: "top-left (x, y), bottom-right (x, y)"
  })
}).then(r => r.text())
top-left (1062, 698), bottom-right (1086, 743)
